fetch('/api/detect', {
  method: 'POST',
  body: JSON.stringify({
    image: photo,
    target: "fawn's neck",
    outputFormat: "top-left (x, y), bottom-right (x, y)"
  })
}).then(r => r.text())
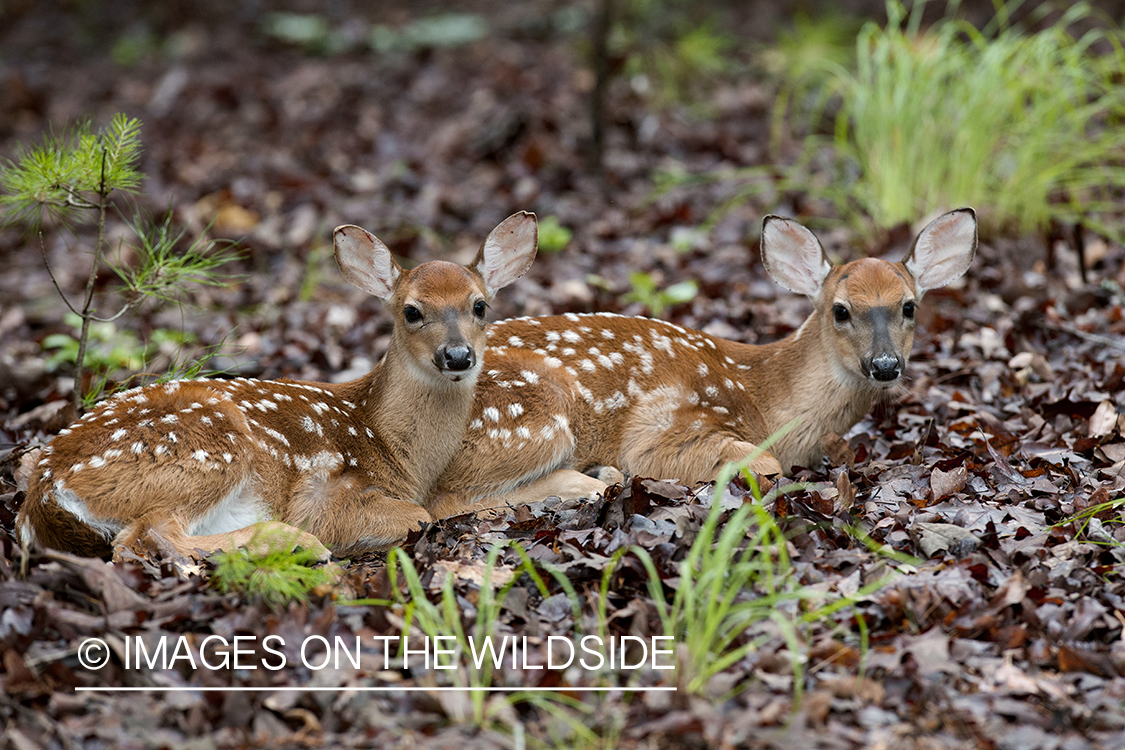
top-left (733, 311), bottom-right (882, 471)
top-left (339, 346), bottom-right (478, 504)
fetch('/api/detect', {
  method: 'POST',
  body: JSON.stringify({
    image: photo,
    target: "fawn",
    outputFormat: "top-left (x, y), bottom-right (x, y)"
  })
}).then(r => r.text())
top-left (429, 209), bottom-right (977, 517)
top-left (17, 213), bottom-right (539, 559)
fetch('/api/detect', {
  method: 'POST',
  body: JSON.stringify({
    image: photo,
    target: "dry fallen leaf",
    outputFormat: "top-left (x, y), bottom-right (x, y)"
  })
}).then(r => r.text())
top-left (835, 470), bottom-right (856, 511)
top-left (913, 522), bottom-right (981, 557)
top-left (822, 432), bottom-right (855, 468)
top-left (930, 465), bottom-right (967, 500)
top-left (1089, 400), bottom-right (1118, 438)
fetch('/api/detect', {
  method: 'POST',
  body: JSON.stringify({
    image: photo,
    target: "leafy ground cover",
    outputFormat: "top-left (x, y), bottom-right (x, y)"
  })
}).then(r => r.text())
top-left (1, 1), bottom-right (1124, 748)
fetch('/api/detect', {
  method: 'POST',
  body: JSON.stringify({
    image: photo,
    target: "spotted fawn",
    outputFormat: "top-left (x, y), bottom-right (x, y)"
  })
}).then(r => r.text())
top-left (429, 209), bottom-right (977, 517)
top-left (18, 213), bottom-right (540, 558)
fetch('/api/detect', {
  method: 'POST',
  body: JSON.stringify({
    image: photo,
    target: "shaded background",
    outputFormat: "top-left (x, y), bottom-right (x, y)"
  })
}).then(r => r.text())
top-left (2, 2), bottom-right (1125, 749)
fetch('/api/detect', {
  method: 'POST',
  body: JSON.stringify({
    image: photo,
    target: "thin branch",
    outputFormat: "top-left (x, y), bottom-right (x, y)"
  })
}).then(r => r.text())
top-left (88, 298), bottom-right (142, 323)
top-left (589, 0), bottom-right (614, 175)
top-left (61, 187), bottom-right (97, 210)
top-left (37, 232), bottom-right (81, 317)
top-left (1039, 320), bottom-right (1125, 352)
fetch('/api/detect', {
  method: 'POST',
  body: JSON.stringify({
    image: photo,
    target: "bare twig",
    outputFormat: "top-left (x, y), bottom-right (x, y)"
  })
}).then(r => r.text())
top-left (1039, 320), bottom-right (1125, 352)
top-left (89, 299), bottom-right (142, 324)
top-left (61, 186), bottom-right (97, 210)
top-left (37, 232), bottom-right (81, 317)
top-left (589, 0), bottom-right (614, 176)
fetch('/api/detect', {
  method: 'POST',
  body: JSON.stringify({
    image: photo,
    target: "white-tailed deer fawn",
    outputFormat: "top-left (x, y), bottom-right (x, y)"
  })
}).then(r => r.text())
top-left (17, 213), bottom-right (538, 559)
top-left (430, 209), bottom-right (976, 517)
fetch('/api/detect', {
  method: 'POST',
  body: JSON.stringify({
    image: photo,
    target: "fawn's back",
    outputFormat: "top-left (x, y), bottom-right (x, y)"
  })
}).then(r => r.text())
top-left (18, 213), bottom-right (539, 558)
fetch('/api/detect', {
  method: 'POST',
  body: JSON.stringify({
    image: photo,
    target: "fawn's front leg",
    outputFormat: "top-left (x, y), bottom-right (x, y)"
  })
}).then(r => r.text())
top-left (116, 518), bottom-right (332, 561)
top-left (299, 485), bottom-right (434, 554)
top-left (620, 420), bottom-right (782, 484)
top-left (430, 467), bottom-right (613, 519)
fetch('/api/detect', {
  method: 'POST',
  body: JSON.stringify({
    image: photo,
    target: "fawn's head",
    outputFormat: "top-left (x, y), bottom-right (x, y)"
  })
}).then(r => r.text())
top-left (761, 208), bottom-right (977, 388)
top-left (334, 212), bottom-right (538, 384)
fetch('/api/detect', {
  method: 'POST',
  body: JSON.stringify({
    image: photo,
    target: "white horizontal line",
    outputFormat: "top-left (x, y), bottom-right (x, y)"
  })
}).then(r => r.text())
top-left (76, 686), bottom-right (676, 693)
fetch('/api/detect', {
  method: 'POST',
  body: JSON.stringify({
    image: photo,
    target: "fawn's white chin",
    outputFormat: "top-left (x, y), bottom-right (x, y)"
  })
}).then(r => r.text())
top-left (440, 368), bottom-right (476, 383)
top-left (871, 376), bottom-right (901, 389)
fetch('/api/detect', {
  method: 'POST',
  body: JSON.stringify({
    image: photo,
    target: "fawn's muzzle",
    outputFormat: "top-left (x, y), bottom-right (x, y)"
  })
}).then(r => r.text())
top-left (438, 345), bottom-right (474, 373)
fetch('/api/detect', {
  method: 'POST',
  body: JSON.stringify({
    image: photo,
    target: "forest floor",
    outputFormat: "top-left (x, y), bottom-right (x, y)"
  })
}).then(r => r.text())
top-left (1, 2), bottom-right (1125, 749)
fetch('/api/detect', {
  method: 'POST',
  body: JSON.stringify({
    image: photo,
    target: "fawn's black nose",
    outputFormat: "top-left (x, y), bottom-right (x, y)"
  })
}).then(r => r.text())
top-left (441, 345), bottom-right (474, 372)
top-left (869, 352), bottom-right (902, 382)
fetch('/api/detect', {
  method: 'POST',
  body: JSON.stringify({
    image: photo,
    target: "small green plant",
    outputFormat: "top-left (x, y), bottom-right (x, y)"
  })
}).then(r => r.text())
top-left (261, 13), bottom-right (337, 54)
top-left (211, 531), bottom-right (335, 608)
top-left (111, 26), bottom-right (161, 68)
top-left (760, 10), bottom-right (860, 84)
top-left (621, 271), bottom-right (698, 317)
top-left (114, 211), bottom-right (241, 304)
top-left (613, 0), bottom-right (734, 107)
top-left (538, 215), bottom-right (574, 254)
top-left (42, 313), bottom-right (148, 375)
top-left (374, 541), bottom-right (579, 726)
top-left (601, 425), bottom-right (893, 698)
top-left (0, 114), bottom-right (239, 410)
top-left (41, 314), bottom-right (227, 409)
top-left (370, 13), bottom-right (489, 53)
top-left (298, 241), bottom-right (332, 303)
top-left (801, 0), bottom-right (1125, 238)
top-left (1054, 495), bottom-right (1125, 548)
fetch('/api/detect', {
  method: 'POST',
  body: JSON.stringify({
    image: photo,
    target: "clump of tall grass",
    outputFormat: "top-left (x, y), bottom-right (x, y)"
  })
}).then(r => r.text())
top-left (620, 444), bottom-right (896, 698)
top-left (810, 0), bottom-right (1125, 238)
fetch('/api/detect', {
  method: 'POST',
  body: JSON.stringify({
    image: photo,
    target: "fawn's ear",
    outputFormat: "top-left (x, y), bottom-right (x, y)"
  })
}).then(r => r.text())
top-left (760, 215), bottom-right (833, 298)
top-left (474, 211), bottom-right (538, 299)
top-left (903, 208), bottom-right (977, 295)
top-left (334, 224), bottom-right (402, 302)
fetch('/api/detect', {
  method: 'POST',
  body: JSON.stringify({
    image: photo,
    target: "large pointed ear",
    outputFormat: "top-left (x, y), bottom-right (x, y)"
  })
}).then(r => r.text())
top-left (904, 208), bottom-right (977, 295)
top-left (473, 211), bottom-right (538, 299)
top-left (760, 215), bottom-right (833, 297)
top-left (334, 224), bottom-right (402, 302)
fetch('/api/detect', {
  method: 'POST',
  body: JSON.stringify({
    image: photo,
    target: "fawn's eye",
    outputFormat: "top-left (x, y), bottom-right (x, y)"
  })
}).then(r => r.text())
top-left (403, 305), bottom-right (422, 323)
top-left (832, 304), bottom-right (850, 323)
top-left (903, 301), bottom-right (916, 319)
top-left (473, 300), bottom-right (487, 318)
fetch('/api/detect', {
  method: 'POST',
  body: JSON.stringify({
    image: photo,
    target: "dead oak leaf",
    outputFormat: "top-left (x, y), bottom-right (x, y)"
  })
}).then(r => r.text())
top-left (1089, 400), bottom-right (1118, 439)
top-left (930, 465), bottom-right (967, 500)
top-left (913, 522), bottom-right (981, 558)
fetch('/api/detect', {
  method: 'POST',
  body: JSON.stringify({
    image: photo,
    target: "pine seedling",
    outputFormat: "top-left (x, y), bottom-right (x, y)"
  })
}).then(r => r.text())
top-left (0, 114), bottom-right (238, 411)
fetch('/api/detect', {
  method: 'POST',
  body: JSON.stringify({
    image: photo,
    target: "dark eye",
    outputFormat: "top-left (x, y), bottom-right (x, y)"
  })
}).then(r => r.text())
top-left (903, 301), bottom-right (916, 319)
top-left (403, 305), bottom-right (422, 323)
top-left (832, 304), bottom-right (850, 323)
top-left (473, 300), bottom-right (487, 318)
